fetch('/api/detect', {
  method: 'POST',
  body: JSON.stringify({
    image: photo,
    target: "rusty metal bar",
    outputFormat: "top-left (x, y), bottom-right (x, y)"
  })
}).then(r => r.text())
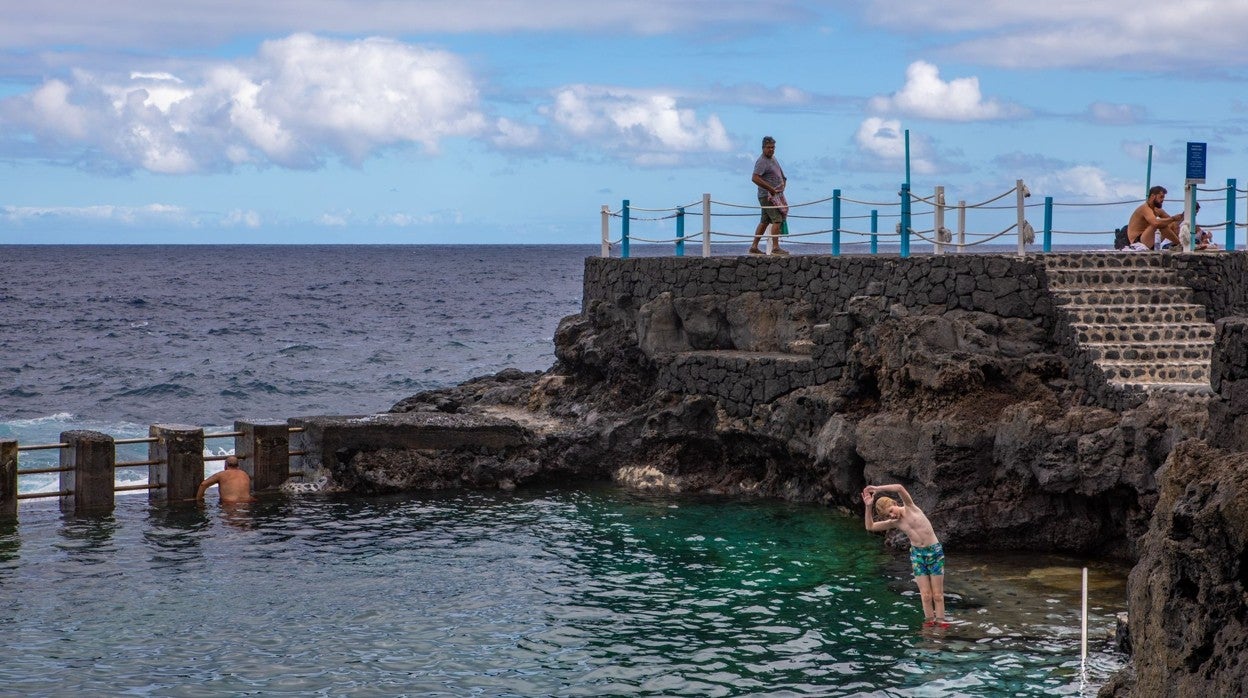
top-left (288, 450), bottom-right (308, 457)
top-left (115, 483), bottom-right (164, 493)
top-left (204, 453), bottom-right (247, 462)
top-left (17, 443), bottom-right (68, 452)
top-left (116, 459), bottom-right (162, 468)
top-left (114, 436), bottom-right (159, 446)
top-left (287, 427), bottom-right (305, 434)
top-left (17, 489), bottom-right (72, 500)
top-left (204, 431), bottom-right (244, 440)
top-left (17, 466), bottom-right (74, 475)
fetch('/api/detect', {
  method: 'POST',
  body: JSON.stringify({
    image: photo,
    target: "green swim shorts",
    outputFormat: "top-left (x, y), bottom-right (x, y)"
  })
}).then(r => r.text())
top-left (910, 542), bottom-right (945, 577)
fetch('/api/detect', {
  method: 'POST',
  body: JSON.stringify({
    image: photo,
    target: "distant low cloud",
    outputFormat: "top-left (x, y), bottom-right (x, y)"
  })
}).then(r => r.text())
top-left (0, 34), bottom-right (490, 173)
top-left (545, 85), bottom-right (732, 164)
top-left (1, 203), bottom-right (191, 224)
top-left (1086, 102), bottom-right (1145, 126)
top-left (868, 61), bottom-right (1027, 121)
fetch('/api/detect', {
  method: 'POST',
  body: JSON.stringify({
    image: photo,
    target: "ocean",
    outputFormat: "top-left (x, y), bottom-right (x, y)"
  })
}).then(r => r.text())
top-left (0, 244), bottom-right (1126, 695)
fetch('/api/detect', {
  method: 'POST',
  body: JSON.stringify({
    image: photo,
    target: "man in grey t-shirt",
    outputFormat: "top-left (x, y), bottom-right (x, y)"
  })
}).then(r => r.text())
top-left (748, 136), bottom-right (788, 255)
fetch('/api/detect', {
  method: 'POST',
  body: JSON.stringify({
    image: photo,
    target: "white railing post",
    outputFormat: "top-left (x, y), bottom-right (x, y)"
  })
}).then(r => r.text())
top-left (957, 200), bottom-right (966, 253)
top-left (1016, 179), bottom-right (1027, 257)
top-left (934, 185), bottom-right (945, 255)
top-left (600, 205), bottom-right (610, 257)
top-left (701, 193), bottom-right (711, 258)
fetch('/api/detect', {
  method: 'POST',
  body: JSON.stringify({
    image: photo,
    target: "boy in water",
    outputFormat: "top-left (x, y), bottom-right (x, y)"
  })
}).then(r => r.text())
top-left (862, 484), bottom-right (946, 626)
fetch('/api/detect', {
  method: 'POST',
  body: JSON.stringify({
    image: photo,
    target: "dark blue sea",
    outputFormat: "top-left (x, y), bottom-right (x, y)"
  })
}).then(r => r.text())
top-left (0, 245), bottom-right (1126, 695)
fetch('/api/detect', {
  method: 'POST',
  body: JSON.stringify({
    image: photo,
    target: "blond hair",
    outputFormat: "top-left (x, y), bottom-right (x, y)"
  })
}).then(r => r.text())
top-left (874, 496), bottom-right (898, 517)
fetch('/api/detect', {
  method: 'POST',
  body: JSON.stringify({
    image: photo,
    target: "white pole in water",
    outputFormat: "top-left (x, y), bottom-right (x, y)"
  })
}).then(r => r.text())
top-left (1081, 567), bottom-right (1089, 663)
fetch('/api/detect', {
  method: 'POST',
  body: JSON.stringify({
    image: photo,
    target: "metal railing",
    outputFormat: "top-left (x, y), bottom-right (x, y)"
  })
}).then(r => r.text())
top-left (601, 178), bottom-right (1244, 258)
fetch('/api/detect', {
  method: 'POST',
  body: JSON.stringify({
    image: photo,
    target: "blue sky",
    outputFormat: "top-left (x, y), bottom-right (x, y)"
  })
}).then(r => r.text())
top-left (2, 1), bottom-right (1247, 245)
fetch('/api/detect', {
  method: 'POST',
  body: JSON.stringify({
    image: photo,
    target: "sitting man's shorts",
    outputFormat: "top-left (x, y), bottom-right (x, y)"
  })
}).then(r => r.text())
top-left (758, 194), bottom-right (784, 224)
top-left (910, 542), bottom-right (945, 577)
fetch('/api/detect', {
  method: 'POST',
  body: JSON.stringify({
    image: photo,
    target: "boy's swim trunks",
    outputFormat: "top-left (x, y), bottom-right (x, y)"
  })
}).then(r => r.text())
top-left (910, 542), bottom-right (945, 577)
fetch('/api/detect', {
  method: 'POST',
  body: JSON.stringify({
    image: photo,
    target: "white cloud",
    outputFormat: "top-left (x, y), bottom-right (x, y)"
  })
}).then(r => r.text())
top-left (868, 61), bottom-right (1026, 121)
top-left (858, 1), bottom-right (1248, 70)
top-left (0, 34), bottom-right (488, 173)
top-left (491, 117), bottom-right (541, 149)
top-left (854, 116), bottom-right (936, 174)
top-left (545, 85), bottom-right (731, 163)
top-left (1032, 165), bottom-right (1139, 201)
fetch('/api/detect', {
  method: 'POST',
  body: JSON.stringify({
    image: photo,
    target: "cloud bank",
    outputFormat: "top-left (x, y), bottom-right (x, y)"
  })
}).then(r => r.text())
top-left (868, 61), bottom-right (1027, 121)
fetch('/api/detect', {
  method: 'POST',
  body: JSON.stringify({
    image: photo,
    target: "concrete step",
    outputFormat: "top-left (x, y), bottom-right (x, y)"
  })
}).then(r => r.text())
top-left (1045, 267), bottom-right (1182, 289)
top-left (1059, 304), bottom-right (1207, 325)
top-left (1041, 253), bottom-right (1167, 271)
top-left (1051, 286), bottom-right (1193, 306)
top-left (1069, 322), bottom-right (1216, 344)
top-left (1084, 342), bottom-right (1213, 363)
top-left (1097, 361), bottom-right (1210, 384)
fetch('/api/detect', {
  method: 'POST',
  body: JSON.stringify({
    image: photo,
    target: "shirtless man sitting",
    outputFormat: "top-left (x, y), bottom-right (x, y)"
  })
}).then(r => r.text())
top-left (1128, 185), bottom-right (1183, 250)
top-left (195, 455), bottom-right (256, 503)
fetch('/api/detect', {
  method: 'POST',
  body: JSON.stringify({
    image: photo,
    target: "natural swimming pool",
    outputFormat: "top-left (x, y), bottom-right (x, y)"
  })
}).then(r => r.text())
top-left (0, 487), bottom-right (1127, 696)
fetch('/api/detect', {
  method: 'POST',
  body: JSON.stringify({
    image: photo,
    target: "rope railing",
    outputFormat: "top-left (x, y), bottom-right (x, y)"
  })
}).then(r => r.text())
top-left (601, 178), bottom-right (1246, 258)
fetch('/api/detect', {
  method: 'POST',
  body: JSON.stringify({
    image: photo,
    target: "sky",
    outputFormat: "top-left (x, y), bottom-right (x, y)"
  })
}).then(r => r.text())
top-left (2, 0), bottom-right (1248, 246)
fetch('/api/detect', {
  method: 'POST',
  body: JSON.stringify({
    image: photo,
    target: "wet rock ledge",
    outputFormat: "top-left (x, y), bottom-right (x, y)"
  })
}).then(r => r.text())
top-left (290, 254), bottom-right (1248, 695)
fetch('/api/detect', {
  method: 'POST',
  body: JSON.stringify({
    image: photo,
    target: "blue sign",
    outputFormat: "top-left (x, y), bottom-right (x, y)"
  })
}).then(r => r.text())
top-left (1186, 141), bottom-right (1207, 183)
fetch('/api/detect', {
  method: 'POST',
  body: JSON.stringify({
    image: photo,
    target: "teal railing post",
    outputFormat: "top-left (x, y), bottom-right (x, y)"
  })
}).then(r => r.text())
top-left (675, 206), bottom-right (685, 257)
top-left (1043, 196), bottom-right (1053, 253)
top-left (900, 183), bottom-right (911, 258)
top-left (832, 189), bottom-right (841, 257)
top-left (870, 210), bottom-right (878, 255)
top-left (1227, 179), bottom-right (1237, 251)
top-left (621, 199), bottom-right (630, 259)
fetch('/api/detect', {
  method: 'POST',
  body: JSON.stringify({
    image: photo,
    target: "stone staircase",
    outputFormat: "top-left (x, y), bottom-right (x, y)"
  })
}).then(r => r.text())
top-left (1043, 254), bottom-right (1215, 399)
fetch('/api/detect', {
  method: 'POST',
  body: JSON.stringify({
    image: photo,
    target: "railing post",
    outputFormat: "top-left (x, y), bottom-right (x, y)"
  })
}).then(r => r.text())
top-left (621, 199), bottom-right (630, 259)
top-left (600, 205), bottom-right (610, 257)
top-left (832, 189), bottom-right (842, 256)
top-left (900, 183), bottom-right (911, 258)
top-left (701, 193), bottom-right (711, 258)
top-left (1043, 196), bottom-right (1053, 253)
top-left (60, 430), bottom-right (114, 515)
top-left (675, 206), bottom-right (685, 257)
top-left (235, 420), bottom-right (289, 492)
top-left (1227, 179), bottom-right (1237, 251)
top-left (870, 210), bottom-right (878, 255)
top-left (148, 424), bottom-right (204, 503)
top-left (1186, 183), bottom-right (1197, 252)
top-left (0, 439), bottom-right (16, 521)
top-left (934, 185), bottom-right (945, 255)
top-left (958, 200), bottom-right (966, 253)
top-left (1016, 179), bottom-right (1027, 257)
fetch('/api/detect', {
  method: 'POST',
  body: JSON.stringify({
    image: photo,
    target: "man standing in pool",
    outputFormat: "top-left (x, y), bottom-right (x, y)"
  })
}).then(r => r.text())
top-left (195, 455), bottom-right (256, 504)
top-left (862, 484), bottom-right (946, 626)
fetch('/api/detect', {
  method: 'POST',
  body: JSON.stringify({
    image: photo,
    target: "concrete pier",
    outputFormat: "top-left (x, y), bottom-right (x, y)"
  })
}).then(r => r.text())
top-left (235, 420), bottom-right (289, 491)
top-left (148, 424), bottom-right (205, 503)
top-left (1, 439), bottom-right (16, 521)
top-left (59, 430), bottom-right (115, 515)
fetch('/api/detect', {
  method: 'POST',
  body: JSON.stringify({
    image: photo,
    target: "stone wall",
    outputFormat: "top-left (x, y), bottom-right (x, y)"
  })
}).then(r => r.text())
top-left (1207, 316), bottom-right (1248, 450)
top-left (1165, 251), bottom-right (1248, 321)
top-left (584, 255), bottom-right (1056, 323)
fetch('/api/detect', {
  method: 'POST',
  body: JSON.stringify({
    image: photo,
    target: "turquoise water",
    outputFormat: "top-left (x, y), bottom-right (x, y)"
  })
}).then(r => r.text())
top-left (0, 487), bottom-right (1125, 696)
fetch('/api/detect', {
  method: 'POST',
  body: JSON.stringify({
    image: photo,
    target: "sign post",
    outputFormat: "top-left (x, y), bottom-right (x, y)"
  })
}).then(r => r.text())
top-left (1185, 142), bottom-right (1207, 251)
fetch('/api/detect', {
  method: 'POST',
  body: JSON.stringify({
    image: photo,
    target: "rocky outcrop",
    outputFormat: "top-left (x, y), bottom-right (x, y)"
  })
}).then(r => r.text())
top-left (1098, 441), bottom-right (1248, 696)
top-left (292, 251), bottom-right (1248, 696)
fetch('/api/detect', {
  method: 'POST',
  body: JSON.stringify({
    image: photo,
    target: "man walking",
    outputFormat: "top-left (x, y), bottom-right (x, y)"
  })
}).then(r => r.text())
top-left (748, 136), bottom-right (788, 256)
